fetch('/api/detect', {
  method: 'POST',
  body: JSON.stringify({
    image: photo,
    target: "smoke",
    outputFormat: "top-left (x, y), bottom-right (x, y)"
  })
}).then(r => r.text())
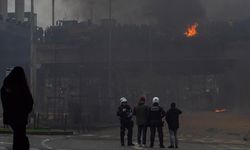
top-left (201, 0), bottom-right (250, 21)
top-left (59, 0), bottom-right (206, 24)
top-left (14, 0), bottom-right (250, 28)
top-left (54, 0), bottom-right (208, 37)
top-left (147, 0), bottom-right (206, 33)
top-left (59, 0), bottom-right (150, 24)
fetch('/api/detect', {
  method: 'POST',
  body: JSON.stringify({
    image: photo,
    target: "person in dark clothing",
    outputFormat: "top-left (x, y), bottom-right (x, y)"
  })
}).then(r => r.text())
top-left (148, 97), bottom-right (165, 148)
top-left (165, 102), bottom-right (182, 149)
top-left (117, 97), bottom-right (134, 146)
top-left (1, 66), bottom-right (34, 150)
top-left (133, 96), bottom-right (148, 147)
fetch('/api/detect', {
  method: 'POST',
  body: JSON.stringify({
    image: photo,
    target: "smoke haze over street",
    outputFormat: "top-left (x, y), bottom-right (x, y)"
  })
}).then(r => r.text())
top-left (15, 0), bottom-right (250, 28)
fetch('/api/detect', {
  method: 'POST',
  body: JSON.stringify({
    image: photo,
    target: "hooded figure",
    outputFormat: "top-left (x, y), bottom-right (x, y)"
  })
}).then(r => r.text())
top-left (148, 97), bottom-right (165, 148)
top-left (117, 97), bottom-right (134, 146)
top-left (133, 96), bottom-right (148, 146)
top-left (165, 102), bottom-right (182, 149)
top-left (1, 66), bottom-right (34, 150)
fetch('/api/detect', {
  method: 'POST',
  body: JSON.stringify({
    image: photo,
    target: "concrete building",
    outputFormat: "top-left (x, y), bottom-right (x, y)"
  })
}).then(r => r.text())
top-left (0, 0), bottom-right (7, 22)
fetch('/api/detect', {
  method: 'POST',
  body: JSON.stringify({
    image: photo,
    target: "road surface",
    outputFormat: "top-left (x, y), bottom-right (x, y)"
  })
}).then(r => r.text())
top-left (0, 129), bottom-right (249, 150)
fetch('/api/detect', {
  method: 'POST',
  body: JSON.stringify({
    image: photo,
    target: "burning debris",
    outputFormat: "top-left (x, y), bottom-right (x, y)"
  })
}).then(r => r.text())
top-left (184, 23), bottom-right (198, 37)
top-left (214, 108), bottom-right (226, 113)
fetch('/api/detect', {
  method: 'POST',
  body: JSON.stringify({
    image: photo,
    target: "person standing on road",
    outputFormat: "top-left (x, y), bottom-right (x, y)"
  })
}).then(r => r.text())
top-left (1, 66), bottom-right (34, 150)
top-left (133, 96), bottom-right (149, 147)
top-left (148, 97), bottom-right (165, 148)
top-left (117, 97), bottom-right (134, 146)
top-left (165, 102), bottom-right (182, 149)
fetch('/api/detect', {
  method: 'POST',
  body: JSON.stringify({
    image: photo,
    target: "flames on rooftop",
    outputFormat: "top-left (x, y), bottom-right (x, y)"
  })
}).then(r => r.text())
top-left (184, 23), bottom-right (199, 38)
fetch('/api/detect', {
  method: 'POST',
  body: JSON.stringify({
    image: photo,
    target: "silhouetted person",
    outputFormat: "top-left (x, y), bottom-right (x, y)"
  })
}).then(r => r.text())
top-left (1, 66), bottom-right (34, 150)
top-left (148, 97), bottom-right (165, 148)
top-left (117, 97), bottom-right (134, 146)
top-left (133, 96), bottom-right (148, 147)
top-left (165, 102), bottom-right (182, 149)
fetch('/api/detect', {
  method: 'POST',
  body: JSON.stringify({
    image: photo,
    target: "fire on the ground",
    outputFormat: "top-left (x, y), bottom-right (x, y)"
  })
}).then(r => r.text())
top-left (214, 108), bottom-right (226, 113)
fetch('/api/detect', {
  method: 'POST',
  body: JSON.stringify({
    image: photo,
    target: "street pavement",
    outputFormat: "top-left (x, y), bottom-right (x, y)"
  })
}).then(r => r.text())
top-left (0, 128), bottom-right (249, 150)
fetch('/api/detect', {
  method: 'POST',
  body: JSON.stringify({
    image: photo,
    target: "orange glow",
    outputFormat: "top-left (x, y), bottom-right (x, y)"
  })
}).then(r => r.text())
top-left (214, 108), bottom-right (226, 113)
top-left (184, 23), bottom-right (199, 37)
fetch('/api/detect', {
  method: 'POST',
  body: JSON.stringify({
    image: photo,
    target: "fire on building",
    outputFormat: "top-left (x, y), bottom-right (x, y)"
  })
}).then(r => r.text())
top-left (1, 0), bottom-right (250, 131)
top-left (31, 18), bottom-right (241, 129)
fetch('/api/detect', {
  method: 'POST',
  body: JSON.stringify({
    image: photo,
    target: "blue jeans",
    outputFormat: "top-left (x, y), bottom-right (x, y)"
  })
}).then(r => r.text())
top-left (169, 129), bottom-right (178, 146)
top-left (137, 125), bottom-right (147, 145)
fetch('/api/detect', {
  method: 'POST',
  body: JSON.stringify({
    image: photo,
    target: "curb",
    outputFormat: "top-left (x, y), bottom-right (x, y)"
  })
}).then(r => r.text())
top-left (0, 130), bottom-right (74, 135)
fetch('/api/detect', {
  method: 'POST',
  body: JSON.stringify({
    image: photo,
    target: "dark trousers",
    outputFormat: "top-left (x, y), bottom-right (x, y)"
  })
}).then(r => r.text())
top-left (169, 129), bottom-right (178, 146)
top-left (137, 125), bottom-right (147, 145)
top-left (11, 124), bottom-right (29, 150)
top-left (150, 126), bottom-right (163, 147)
top-left (120, 123), bottom-right (133, 145)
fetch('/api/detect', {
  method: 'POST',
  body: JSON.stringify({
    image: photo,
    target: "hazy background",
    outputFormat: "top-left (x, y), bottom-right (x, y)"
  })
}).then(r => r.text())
top-left (6, 0), bottom-right (250, 28)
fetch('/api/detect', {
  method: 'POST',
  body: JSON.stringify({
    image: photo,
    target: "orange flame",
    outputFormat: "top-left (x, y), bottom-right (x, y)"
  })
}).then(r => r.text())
top-left (184, 23), bottom-right (198, 37)
top-left (214, 108), bottom-right (226, 113)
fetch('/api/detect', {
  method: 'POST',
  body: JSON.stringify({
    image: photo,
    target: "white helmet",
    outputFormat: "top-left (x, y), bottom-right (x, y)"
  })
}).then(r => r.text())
top-left (152, 97), bottom-right (160, 104)
top-left (120, 97), bottom-right (128, 103)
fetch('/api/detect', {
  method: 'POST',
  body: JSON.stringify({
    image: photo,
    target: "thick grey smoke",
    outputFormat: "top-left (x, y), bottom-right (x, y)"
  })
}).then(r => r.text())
top-left (60, 0), bottom-right (150, 24)
top-left (16, 0), bottom-right (250, 27)
top-left (59, 0), bottom-right (206, 25)
top-left (147, 0), bottom-right (206, 34)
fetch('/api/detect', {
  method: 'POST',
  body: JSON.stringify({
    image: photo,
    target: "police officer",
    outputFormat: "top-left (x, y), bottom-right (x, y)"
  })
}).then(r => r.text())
top-left (117, 97), bottom-right (134, 146)
top-left (148, 97), bottom-right (165, 148)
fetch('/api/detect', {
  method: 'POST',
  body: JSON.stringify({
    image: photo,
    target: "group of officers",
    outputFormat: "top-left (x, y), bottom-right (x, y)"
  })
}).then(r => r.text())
top-left (117, 96), bottom-right (182, 149)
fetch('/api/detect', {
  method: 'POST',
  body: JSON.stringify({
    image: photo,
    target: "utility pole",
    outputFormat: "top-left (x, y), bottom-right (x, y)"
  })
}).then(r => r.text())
top-left (108, 0), bottom-right (112, 100)
top-left (30, 0), bottom-right (37, 115)
top-left (148, 28), bottom-right (153, 72)
top-left (107, 0), bottom-right (114, 120)
top-left (51, 0), bottom-right (57, 117)
top-left (109, 0), bottom-right (112, 20)
top-left (52, 0), bottom-right (55, 26)
top-left (88, 1), bottom-right (94, 22)
top-left (30, 0), bottom-right (35, 101)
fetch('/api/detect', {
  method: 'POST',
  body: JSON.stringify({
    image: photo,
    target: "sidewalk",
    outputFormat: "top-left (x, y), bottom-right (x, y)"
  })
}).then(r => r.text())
top-left (0, 128), bottom-right (73, 135)
top-left (0, 147), bottom-right (39, 150)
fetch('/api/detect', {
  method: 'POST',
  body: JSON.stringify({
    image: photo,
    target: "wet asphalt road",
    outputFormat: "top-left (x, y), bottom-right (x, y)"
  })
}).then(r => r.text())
top-left (0, 133), bottom-right (249, 150)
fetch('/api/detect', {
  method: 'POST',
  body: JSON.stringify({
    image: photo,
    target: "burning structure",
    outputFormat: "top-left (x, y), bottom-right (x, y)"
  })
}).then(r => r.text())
top-left (32, 17), bottom-right (250, 129)
top-left (184, 23), bottom-right (199, 37)
top-left (1, 0), bottom-right (250, 130)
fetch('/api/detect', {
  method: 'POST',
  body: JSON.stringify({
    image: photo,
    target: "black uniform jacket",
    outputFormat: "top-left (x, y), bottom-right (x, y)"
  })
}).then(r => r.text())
top-left (117, 105), bottom-right (133, 125)
top-left (148, 104), bottom-right (165, 126)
